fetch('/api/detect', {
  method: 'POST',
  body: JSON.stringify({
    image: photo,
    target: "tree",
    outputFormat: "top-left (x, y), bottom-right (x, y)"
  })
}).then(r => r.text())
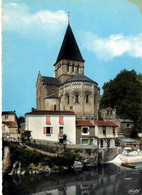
top-left (100, 69), bottom-right (142, 132)
top-left (21, 130), bottom-right (31, 142)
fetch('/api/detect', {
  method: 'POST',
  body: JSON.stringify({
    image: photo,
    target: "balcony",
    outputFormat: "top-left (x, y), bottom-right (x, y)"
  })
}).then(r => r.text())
top-left (58, 133), bottom-right (63, 137)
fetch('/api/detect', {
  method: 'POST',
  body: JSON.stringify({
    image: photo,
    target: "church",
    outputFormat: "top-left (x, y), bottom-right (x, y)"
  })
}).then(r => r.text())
top-left (36, 22), bottom-right (100, 120)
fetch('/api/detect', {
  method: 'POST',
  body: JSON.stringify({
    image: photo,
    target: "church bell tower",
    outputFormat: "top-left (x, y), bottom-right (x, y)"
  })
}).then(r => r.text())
top-left (54, 23), bottom-right (85, 84)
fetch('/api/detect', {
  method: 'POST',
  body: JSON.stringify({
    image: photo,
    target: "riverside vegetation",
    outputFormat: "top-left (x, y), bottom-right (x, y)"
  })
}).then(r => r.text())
top-left (3, 141), bottom-right (103, 176)
top-left (3, 141), bottom-right (76, 175)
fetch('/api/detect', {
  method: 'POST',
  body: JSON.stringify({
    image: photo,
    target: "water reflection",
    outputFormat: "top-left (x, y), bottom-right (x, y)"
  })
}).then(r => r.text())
top-left (3, 163), bottom-right (142, 195)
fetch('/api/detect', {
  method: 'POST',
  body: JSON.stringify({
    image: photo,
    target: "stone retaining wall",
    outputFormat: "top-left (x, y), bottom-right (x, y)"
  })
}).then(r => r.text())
top-left (29, 139), bottom-right (121, 163)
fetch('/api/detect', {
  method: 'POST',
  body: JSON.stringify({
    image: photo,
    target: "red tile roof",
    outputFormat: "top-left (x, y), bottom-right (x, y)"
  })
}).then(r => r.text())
top-left (76, 120), bottom-right (94, 127)
top-left (26, 110), bottom-right (75, 116)
top-left (94, 120), bottom-right (118, 127)
top-left (2, 121), bottom-right (18, 128)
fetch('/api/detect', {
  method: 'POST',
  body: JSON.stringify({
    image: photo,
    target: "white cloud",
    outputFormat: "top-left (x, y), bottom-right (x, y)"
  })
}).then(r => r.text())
top-left (2, 3), bottom-right (68, 38)
top-left (83, 31), bottom-right (142, 61)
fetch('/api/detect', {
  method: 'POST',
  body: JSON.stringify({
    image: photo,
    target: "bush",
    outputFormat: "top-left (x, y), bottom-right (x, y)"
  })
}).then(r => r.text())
top-left (5, 142), bottom-right (75, 169)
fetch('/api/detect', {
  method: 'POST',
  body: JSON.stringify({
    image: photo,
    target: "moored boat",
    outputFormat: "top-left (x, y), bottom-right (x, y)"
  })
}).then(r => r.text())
top-left (121, 163), bottom-right (136, 168)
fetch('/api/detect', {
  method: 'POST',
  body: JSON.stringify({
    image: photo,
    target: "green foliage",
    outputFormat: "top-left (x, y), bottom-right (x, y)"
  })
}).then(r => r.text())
top-left (50, 151), bottom-right (75, 168)
top-left (8, 142), bottom-right (45, 168)
top-left (130, 130), bottom-right (138, 138)
top-left (21, 130), bottom-right (31, 142)
top-left (101, 69), bottom-right (142, 132)
top-left (6, 142), bottom-right (75, 169)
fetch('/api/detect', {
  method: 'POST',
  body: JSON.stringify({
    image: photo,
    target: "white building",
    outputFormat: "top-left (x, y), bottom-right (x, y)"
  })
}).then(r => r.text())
top-left (94, 120), bottom-right (118, 149)
top-left (25, 110), bottom-right (76, 144)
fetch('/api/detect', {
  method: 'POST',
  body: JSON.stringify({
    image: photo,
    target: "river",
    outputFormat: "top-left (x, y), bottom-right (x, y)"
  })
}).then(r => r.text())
top-left (3, 162), bottom-right (142, 195)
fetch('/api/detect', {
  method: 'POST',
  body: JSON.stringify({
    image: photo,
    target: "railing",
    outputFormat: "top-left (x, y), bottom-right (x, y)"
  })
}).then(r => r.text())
top-left (58, 133), bottom-right (63, 137)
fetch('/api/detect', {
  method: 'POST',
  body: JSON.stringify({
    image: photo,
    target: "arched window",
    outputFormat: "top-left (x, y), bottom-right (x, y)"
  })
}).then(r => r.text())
top-left (67, 95), bottom-right (70, 104)
top-left (67, 63), bottom-right (70, 72)
top-left (77, 65), bottom-right (80, 73)
top-left (72, 64), bottom-right (75, 73)
top-left (86, 95), bottom-right (89, 103)
top-left (75, 94), bottom-right (79, 103)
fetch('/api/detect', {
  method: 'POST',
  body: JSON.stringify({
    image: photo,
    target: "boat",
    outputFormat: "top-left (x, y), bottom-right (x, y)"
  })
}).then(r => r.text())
top-left (121, 163), bottom-right (136, 168)
top-left (123, 147), bottom-right (134, 151)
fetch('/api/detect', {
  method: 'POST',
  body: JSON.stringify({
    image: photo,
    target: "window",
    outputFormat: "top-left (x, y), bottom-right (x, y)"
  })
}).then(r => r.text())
top-left (85, 95), bottom-right (89, 103)
top-left (59, 116), bottom-right (64, 124)
top-left (75, 94), bottom-right (79, 103)
top-left (54, 105), bottom-right (56, 111)
top-left (5, 115), bottom-right (8, 120)
top-left (59, 127), bottom-right (63, 137)
top-left (100, 140), bottom-right (103, 148)
top-left (127, 123), bottom-right (131, 128)
top-left (81, 138), bottom-right (89, 145)
top-left (46, 116), bottom-right (51, 124)
top-left (67, 96), bottom-right (70, 104)
top-left (72, 64), bottom-right (75, 73)
top-left (67, 63), bottom-right (70, 72)
top-left (43, 127), bottom-right (53, 135)
top-left (113, 127), bottom-right (115, 135)
top-left (107, 140), bottom-right (110, 148)
top-left (90, 138), bottom-right (93, 145)
top-left (82, 127), bottom-right (89, 135)
top-left (103, 126), bottom-right (106, 135)
top-left (77, 65), bottom-right (80, 73)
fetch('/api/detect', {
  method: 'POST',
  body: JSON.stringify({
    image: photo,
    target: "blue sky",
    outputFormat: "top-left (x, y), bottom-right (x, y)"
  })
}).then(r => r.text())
top-left (2, 0), bottom-right (142, 116)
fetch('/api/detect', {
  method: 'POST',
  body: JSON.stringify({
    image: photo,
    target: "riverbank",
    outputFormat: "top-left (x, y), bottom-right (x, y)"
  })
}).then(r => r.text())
top-left (2, 140), bottom-right (122, 175)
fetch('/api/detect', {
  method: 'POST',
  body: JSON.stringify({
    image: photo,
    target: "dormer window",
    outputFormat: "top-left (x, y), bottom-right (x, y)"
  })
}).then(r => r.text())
top-left (67, 63), bottom-right (70, 72)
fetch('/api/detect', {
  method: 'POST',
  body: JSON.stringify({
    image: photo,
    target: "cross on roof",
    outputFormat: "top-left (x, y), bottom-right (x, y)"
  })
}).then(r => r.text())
top-left (68, 11), bottom-right (70, 24)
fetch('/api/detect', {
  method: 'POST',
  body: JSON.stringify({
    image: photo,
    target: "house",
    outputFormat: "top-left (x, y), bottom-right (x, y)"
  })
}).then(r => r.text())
top-left (36, 22), bottom-right (100, 120)
top-left (94, 120), bottom-right (118, 149)
top-left (76, 120), bottom-right (118, 148)
top-left (100, 107), bottom-right (134, 135)
top-left (25, 110), bottom-right (76, 144)
top-left (2, 111), bottom-right (19, 140)
top-left (116, 119), bottom-right (134, 135)
top-left (76, 120), bottom-right (97, 145)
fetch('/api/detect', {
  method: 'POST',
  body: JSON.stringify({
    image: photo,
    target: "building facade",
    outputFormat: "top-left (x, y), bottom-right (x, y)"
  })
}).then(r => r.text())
top-left (100, 107), bottom-right (134, 135)
top-left (25, 110), bottom-right (76, 144)
top-left (94, 120), bottom-right (118, 149)
top-left (36, 23), bottom-right (100, 120)
top-left (2, 111), bottom-right (19, 140)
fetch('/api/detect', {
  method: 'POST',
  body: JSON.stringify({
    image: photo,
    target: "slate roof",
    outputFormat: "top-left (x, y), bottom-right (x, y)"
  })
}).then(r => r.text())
top-left (41, 76), bottom-right (61, 86)
top-left (64, 74), bottom-right (98, 85)
top-left (55, 24), bottom-right (85, 64)
top-left (76, 120), bottom-right (94, 127)
top-left (94, 120), bottom-right (118, 127)
top-left (26, 110), bottom-right (75, 115)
